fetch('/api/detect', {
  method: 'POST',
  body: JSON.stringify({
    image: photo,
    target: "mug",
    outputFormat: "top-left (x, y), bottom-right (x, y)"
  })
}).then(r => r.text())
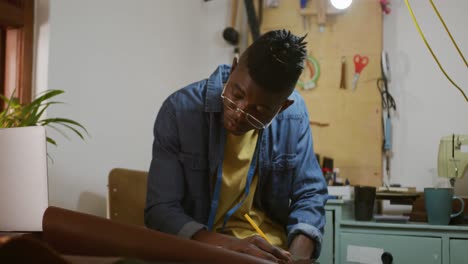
top-left (354, 186), bottom-right (376, 221)
top-left (424, 188), bottom-right (465, 225)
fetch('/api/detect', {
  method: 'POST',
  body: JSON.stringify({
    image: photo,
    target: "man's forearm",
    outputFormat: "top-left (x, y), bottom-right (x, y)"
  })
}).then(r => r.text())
top-left (288, 234), bottom-right (315, 260)
top-left (192, 229), bottom-right (237, 247)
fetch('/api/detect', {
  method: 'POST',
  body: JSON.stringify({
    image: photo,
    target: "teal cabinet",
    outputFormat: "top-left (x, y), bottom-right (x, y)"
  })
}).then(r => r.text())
top-left (340, 233), bottom-right (441, 263)
top-left (317, 210), bottom-right (334, 263)
top-left (450, 239), bottom-right (468, 264)
top-left (325, 200), bottom-right (468, 264)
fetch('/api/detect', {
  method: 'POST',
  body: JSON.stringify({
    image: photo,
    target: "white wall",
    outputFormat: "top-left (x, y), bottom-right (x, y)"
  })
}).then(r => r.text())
top-left (41, 0), bottom-right (233, 216)
top-left (383, 0), bottom-right (468, 192)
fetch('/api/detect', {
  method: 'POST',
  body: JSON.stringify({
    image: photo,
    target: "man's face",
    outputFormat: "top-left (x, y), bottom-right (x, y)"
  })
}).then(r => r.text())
top-left (222, 65), bottom-right (291, 136)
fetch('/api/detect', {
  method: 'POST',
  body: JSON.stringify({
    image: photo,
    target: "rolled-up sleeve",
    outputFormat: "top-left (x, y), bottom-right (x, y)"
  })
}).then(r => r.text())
top-left (287, 99), bottom-right (328, 259)
top-left (144, 99), bottom-right (205, 239)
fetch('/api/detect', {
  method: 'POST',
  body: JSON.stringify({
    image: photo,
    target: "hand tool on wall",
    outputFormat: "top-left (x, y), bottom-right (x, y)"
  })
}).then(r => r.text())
top-left (352, 54), bottom-right (369, 90)
top-left (309, 120), bottom-right (330, 127)
top-left (383, 113), bottom-right (392, 185)
top-left (300, 0), bottom-right (308, 31)
top-left (381, 51), bottom-right (391, 82)
top-left (378, 51), bottom-right (396, 186)
top-left (223, 0), bottom-right (240, 57)
top-left (340, 56), bottom-right (347, 89)
top-left (244, 0), bottom-right (261, 40)
top-left (316, 0), bottom-right (327, 32)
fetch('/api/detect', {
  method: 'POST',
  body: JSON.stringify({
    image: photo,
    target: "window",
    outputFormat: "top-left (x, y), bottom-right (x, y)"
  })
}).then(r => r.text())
top-left (0, 0), bottom-right (34, 108)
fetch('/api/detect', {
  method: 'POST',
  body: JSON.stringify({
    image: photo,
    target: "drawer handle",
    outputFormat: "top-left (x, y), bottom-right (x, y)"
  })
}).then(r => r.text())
top-left (381, 252), bottom-right (393, 264)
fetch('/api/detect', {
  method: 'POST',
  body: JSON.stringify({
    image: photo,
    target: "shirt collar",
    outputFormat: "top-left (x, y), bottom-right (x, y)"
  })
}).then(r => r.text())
top-left (205, 64), bottom-right (231, 113)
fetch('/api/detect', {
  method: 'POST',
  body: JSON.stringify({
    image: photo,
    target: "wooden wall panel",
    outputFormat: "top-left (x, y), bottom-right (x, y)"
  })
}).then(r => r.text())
top-left (259, 0), bottom-right (383, 186)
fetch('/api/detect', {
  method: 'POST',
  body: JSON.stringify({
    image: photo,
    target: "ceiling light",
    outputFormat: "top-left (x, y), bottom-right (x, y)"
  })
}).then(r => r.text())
top-left (330, 0), bottom-right (352, 10)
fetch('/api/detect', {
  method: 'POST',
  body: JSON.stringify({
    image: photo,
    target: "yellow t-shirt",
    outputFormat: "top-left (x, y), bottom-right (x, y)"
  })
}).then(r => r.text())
top-left (213, 130), bottom-right (287, 249)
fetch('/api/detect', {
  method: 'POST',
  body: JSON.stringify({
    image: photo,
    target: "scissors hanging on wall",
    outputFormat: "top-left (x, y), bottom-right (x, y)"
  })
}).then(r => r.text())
top-left (352, 54), bottom-right (369, 91)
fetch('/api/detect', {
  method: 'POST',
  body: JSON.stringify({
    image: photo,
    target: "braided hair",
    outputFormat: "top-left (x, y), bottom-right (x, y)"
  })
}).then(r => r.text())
top-left (240, 30), bottom-right (307, 94)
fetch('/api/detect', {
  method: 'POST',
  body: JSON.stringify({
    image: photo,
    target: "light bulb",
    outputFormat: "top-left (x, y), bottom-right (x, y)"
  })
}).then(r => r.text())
top-left (330, 0), bottom-right (352, 10)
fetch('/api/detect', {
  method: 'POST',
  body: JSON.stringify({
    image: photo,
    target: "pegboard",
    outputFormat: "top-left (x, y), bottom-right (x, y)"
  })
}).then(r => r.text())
top-left (259, 0), bottom-right (383, 186)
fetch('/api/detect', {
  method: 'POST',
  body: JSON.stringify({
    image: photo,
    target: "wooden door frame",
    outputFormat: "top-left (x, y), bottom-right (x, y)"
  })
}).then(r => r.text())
top-left (0, 0), bottom-right (34, 105)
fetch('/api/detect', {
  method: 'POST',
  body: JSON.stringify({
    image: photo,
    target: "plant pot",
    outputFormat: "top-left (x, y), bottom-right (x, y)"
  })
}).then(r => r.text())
top-left (0, 126), bottom-right (49, 231)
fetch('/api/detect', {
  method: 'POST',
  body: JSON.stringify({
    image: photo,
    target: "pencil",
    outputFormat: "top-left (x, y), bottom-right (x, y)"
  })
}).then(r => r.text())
top-left (244, 213), bottom-right (271, 244)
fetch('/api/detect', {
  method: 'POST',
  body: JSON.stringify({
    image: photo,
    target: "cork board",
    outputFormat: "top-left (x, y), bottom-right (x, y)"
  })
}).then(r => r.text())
top-left (258, 0), bottom-right (383, 186)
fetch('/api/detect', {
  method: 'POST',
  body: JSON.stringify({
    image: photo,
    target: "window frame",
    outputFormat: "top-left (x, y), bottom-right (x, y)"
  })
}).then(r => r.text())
top-left (0, 0), bottom-right (34, 106)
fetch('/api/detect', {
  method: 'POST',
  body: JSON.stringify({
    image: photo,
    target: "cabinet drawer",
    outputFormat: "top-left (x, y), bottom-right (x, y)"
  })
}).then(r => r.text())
top-left (450, 239), bottom-right (468, 264)
top-left (340, 232), bottom-right (441, 263)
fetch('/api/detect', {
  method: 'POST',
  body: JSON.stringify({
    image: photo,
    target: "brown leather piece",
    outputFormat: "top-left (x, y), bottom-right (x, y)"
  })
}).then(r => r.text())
top-left (63, 255), bottom-right (124, 264)
top-left (42, 206), bottom-right (273, 264)
top-left (0, 235), bottom-right (127, 264)
top-left (0, 235), bottom-right (69, 264)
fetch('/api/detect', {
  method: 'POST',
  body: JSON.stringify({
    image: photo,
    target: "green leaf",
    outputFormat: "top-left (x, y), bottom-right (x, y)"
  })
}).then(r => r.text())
top-left (29, 90), bottom-right (64, 109)
top-left (25, 101), bottom-right (64, 126)
top-left (46, 137), bottom-right (57, 146)
top-left (40, 118), bottom-right (89, 135)
top-left (0, 94), bottom-right (9, 104)
top-left (47, 153), bottom-right (55, 163)
top-left (46, 124), bottom-right (71, 140)
top-left (49, 122), bottom-right (84, 140)
top-left (21, 90), bottom-right (64, 120)
top-left (0, 92), bottom-right (16, 125)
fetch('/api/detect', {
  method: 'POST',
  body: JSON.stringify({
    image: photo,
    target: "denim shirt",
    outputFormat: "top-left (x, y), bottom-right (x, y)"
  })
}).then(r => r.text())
top-left (145, 65), bottom-right (328, 258)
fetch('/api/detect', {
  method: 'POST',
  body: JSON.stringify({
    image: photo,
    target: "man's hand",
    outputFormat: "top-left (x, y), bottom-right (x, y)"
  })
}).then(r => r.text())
top-left (193, 230), bottom-right (292, 263)
top-left (229, 235), bottom-right (292, 263)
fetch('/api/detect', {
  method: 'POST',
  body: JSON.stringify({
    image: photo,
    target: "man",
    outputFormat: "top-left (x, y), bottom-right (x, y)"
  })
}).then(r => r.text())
top-left (145, 30), bottom-right (327, 263)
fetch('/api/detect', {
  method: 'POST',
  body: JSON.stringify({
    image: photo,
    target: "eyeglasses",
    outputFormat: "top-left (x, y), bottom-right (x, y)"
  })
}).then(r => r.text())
top-left (221, 84), bottom-right (280, 130)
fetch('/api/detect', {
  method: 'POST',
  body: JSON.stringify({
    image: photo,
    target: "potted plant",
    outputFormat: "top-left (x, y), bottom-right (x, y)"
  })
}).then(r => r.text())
top-left (0, 89), bottom-right (88, 146)
top-left (0, 90), bottom-right (88, 231)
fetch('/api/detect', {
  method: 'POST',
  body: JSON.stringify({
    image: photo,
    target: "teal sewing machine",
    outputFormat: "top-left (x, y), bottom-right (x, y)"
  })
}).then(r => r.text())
top-left (438, 135), bottom-right (468, 187)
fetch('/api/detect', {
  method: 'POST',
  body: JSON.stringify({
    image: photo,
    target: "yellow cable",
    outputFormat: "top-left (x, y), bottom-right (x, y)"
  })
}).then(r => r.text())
top-left (429, 0), bottom-right (468, 69)
top-left (404, 0), bottom-right (468, 102)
